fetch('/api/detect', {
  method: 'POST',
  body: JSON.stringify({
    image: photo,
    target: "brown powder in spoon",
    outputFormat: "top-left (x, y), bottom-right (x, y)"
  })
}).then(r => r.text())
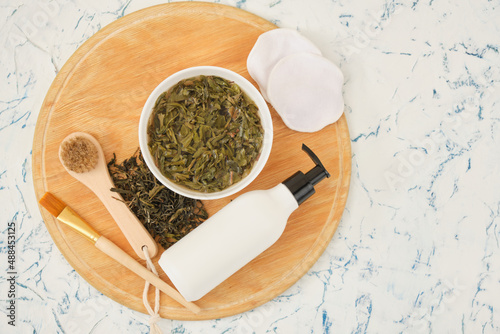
top-left (60, 136), bottom-right (98, 173)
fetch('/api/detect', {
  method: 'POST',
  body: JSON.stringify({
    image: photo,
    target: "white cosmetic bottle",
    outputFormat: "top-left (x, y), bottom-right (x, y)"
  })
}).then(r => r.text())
top-left (159, 144), bottom-right (330, 301)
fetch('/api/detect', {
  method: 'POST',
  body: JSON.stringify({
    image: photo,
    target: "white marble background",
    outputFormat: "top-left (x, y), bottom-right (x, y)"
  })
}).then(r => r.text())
top-left (1, 0), bottom-right (499, 333)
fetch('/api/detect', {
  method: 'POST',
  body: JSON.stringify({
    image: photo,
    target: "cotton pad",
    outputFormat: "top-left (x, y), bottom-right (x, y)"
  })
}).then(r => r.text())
top-left (247, 28), bottom-right (322, 101)
top-left (266, 52), bottom-right (344, 133)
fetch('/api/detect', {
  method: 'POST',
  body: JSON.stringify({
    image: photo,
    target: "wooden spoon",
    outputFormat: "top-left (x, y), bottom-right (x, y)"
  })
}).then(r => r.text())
top-left (59, 132), bottom-right (158, 260)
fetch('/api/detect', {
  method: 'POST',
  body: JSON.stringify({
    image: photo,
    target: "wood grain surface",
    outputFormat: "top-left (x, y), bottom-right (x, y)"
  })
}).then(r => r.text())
top-left (32, 2), bottom-right (351, 320)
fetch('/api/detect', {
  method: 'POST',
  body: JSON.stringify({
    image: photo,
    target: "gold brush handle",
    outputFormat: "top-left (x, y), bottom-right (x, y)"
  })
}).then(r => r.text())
top-left (57, 206), bottom-right (101, 243)
top-left (94, 236), bottom-right (201, 314)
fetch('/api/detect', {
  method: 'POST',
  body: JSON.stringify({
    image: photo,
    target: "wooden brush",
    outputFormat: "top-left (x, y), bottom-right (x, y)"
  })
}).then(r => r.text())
top-left (39, 192), bottom-right (201, 314)
top-left (58, 132), bottom-right (158, 260)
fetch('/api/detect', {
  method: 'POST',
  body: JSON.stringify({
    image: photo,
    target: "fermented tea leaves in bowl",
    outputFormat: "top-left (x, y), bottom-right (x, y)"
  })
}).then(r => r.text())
top-left (147, 75), bottom-right (264, 193)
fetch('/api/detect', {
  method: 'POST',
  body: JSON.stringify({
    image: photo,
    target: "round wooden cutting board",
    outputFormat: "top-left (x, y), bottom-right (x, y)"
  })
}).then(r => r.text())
top-left (32, 2), bottom-right (351, 320)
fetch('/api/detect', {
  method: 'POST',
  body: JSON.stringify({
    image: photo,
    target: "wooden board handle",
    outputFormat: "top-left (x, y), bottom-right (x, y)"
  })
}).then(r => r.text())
top-left (95, 236), bottom-right (201, 314)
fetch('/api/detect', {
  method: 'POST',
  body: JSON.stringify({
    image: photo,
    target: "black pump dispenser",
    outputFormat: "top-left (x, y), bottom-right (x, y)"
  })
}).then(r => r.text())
top-left (283, 144), bottom-right (330, 205)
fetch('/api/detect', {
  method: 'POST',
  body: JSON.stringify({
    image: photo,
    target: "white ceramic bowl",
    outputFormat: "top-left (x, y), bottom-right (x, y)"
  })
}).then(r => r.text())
top-left (139, 66), bottom-right (273, 200)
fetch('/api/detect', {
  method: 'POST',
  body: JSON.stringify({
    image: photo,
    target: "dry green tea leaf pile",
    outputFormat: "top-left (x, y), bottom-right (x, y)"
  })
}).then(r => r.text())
top-left (108, 150), bottom-right (208, 250)
top-left (147, 75), bottom-right (264, 193)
